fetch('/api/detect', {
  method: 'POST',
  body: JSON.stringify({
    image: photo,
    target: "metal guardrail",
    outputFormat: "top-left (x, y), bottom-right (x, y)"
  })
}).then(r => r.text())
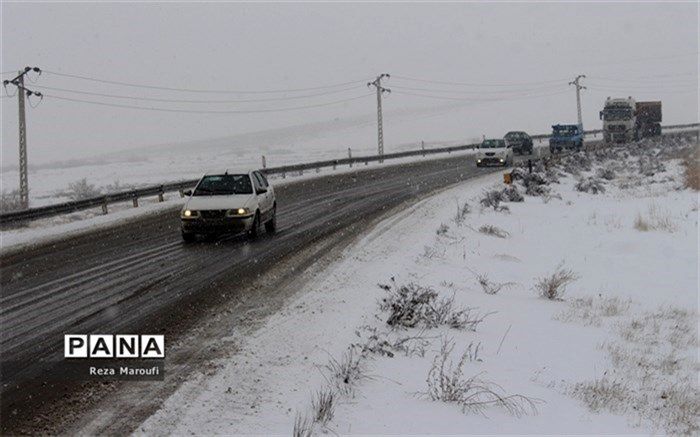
top-left (1, 123), bottom-right (697, 226)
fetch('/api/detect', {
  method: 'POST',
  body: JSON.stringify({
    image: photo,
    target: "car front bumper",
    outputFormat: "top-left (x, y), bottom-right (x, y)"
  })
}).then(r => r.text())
top-left (477, 157), bottom-right (507, 166)
top-left (181, 215), bottom-right (254, 234)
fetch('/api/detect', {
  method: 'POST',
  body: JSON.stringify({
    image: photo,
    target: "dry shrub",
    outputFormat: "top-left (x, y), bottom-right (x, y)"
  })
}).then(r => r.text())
top-left (436, 223), bottom-right (449, 236)
top-left (575, 177), bottom-right (606, 194)
top-left (479, 189), bottom-right (509, 212)
top-left (476, 273), bottom-right (514, 295)
top-left (424, 338), bottom-right (538, 417)
top-left (633, 204), bottom-right (677, 233)
top-left (293, 413), bottom-right (313, 437)
top-left (478, 224), bottom-right (509, 239)
top-left (311, 388), bottom-right (335, 425)
top-left (534, 264), bottom-right (578, 300)
top-left (67, 178), bottom-right (102, 200)
top-left (325, 347), bottom-right (365, 394)
top-left (682, 155), bottom-right (699, 190)
top-left (454, 201), bottom-right (471, 226)
top-left (0, 189), bottom-right (23, 212)
top-left (378, 282), bottom-right (488, 331)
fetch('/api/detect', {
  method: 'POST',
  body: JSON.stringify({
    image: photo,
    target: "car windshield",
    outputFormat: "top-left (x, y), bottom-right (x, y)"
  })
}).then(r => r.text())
top-left (193, 174), bottom-right (253, 196)
top-left (505, 132), bottom-right (524, 139)
top-left (553, 126), bottom-right (577, 136)
top-left (603, 108), bottom-right (633, 121)
top-left (481, 139), bottom-right (505, 148)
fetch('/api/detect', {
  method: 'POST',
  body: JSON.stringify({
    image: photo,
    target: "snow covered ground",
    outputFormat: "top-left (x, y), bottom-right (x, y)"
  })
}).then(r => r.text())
top-left (137, 135), bottom-right (699, 435)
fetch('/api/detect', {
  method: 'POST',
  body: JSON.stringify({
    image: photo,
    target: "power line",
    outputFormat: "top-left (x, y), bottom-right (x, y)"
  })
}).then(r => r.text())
top-left (391, 74), bottom-right (568, 87)
top-left (31, 83), bottom-right (363, 104)
top-left (42, 70), bottom-right (367, 94)
top-left (390, 83), bottom-right (568, 95)
top-left (43, 92), bottom-right (373, 114)
top-left (392, 89), bottom-right (570, 102)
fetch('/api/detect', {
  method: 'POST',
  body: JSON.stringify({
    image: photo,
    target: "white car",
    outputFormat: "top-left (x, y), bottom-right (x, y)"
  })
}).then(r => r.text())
top-left (475, 139), bottom-right (514, 167)
top-left (180, 170), bottom-right (276, 242)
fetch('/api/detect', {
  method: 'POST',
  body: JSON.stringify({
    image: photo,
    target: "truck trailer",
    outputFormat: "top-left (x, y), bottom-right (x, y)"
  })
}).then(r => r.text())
top-left (600, 97), bottom-right (662, 143)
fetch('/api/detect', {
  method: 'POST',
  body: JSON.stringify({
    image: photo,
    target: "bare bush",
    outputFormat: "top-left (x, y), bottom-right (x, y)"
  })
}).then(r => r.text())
top-left (478, 225), bottom-right (509, 239)
top-left (476, 273), bottom-right (514, 295)
top-left (0, 189), bottom-right (23, 212)
top-left (501, 185), bottom-right (524, 202)
top-left (534, 264), bottom-right (579, 300)
top-left (595, 166), bottom-right (616, 181)
top-left (436, 223), bottom-right (449, 236)
top-left (682, 155), bottom-right (699, 190)
top-left (67, 178), bottom-right (102, 200)
top-left (325, 347), bottom-right (365, 394)
top-left (424, 338), bottom-right (538, 417)
top-left (293, 413), bottom-right (313, 437)
top-left (378, 282), bottom-right (488, 331)
top-left (454, 201), bottom-right (471, 226)
top-left (555, 296), bottom-right (631, 326)
top-left (311, 388), bottom-right (335, 425)
top-left (104, 179), bottom-right (135, 193)
top-left (575, 177), bottom-right (606, 194)
top-left (479, 190), bottom-right (509, 212)
top-left (633, 204), bottom-right (677, 233)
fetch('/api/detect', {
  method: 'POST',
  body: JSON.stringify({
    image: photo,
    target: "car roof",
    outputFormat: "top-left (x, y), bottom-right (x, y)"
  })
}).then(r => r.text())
top-left (202, 170), bottom-right (256, 176)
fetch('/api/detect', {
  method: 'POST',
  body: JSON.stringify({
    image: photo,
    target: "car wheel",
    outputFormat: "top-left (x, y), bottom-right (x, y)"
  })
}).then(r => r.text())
top-left (265, 205), bottom-right (277, 234)
top-left (249, 211), bottom-right (261, 239)
top-left (182, 232), bottom-right (196, 243)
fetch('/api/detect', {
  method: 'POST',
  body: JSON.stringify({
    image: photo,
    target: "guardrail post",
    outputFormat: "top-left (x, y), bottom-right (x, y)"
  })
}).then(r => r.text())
top-left (158, 186), bottom-right (164, 202)
top-left (421, 140), bottom-right (425, 157)
top-left (299, 169), bottom-right (303, 176)
top-left (101, 196), bottom-right (108, 215)
top-left (262, 155), bottom-right (266, 169)
top-left (282, 172), bottom-right (286, 179)
top-left (348, 148), bottom-right (352, 168)
top-left (179, 188), bottom-right (185, 198)
top-left (132, 191), bottom-right (138, 208)
top-left (333, 160), bottom-right (337, 170)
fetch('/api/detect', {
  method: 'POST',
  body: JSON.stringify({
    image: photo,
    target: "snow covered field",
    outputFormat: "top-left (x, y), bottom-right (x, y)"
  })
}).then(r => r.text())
top-left (137, 136), bottom-right (699, 435)
top-left (1, 114), bottom-right (480, 208)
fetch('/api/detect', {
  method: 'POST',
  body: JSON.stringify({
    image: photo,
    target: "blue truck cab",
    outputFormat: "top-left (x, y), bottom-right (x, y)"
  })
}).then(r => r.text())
top-left (549, 124), bottom-right (584, 153)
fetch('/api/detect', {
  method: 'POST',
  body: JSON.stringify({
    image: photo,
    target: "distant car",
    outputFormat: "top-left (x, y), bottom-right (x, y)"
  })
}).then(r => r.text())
top-left (180, 170), bottom-right (276, 242)
top-left (504, 131), bottom-right (533, 155)
top-left (476, 139), bottom-right (513, 167)
top-left (549, 124), bottom-right (584, 153)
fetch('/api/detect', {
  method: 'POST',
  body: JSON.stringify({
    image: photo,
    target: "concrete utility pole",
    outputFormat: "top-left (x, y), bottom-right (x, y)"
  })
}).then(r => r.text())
top-left (3, 67), bottom-right (42, 210)
top-left (569, 74), bottom-right (586, 127)
top-left (367, 73), bottom-right (390, 162)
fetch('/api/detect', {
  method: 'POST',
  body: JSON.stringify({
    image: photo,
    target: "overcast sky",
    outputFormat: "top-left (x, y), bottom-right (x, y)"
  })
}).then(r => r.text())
top-left (1, 2), bottom-right (698, 165)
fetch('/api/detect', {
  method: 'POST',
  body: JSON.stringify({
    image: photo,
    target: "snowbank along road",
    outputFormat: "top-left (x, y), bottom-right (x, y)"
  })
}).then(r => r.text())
top-left (0, 149), bottom-right (551, 432)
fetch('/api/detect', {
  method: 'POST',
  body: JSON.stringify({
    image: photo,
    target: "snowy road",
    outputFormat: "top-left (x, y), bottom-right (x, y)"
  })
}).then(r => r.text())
top-left (0, 150), bottom-right (533, 432)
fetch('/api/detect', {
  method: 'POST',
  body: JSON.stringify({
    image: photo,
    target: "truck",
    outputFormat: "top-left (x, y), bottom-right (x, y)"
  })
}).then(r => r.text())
top-left (599, 97), bottom-right (662, 143)
top-left (549, 124), bottom-right (584, 153)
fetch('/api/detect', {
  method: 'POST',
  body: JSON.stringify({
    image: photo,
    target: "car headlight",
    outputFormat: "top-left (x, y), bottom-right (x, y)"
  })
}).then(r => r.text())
top-left (181, 209), bottom-right (199, 219)
top-left (226, 208), bottom-right (250, 217)
top-left (499, 158), bottom-right (505, 162)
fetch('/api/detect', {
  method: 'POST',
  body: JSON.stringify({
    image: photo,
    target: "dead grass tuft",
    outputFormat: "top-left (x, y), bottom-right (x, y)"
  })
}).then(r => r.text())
top-left (478, 224), bottom-right (509, 239)
top-left (424, 338), bottom-right (539, 417)
top-left (534, 263), bottom-right (578, 300)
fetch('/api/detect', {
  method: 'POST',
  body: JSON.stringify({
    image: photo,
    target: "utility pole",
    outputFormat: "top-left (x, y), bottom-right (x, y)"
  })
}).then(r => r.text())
top-left (367, 73), bottom-right (390, 162)
top-left (569, 74), bottom-right (586, 127)
top-left (3, 67), bottom-right (42, 210)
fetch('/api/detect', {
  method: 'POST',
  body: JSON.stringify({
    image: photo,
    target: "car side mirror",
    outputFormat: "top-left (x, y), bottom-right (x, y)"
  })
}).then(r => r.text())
top-left (256, 187), bottom-right (267, 195)
top-left (183, 189), bottom-right (192, 197)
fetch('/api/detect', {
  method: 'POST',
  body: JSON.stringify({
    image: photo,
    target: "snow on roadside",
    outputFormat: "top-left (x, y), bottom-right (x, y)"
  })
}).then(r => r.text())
top-left (138, 136), bottom-right (698, 435)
